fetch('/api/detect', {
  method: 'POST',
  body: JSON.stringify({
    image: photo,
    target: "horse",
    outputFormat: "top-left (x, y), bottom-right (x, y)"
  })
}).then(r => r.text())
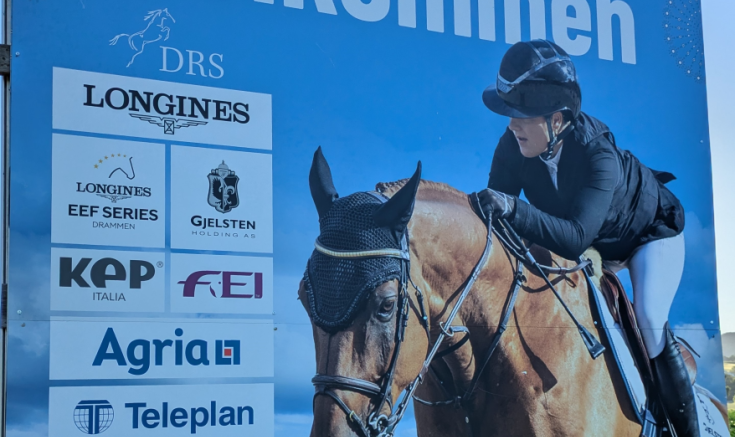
top-left (300, 148), bottom-right (646, 437)
top-left (109, 9), bottom-right (175, 67)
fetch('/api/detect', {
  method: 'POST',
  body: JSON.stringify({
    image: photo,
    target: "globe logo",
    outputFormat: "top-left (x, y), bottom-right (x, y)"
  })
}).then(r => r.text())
top-left (73, 400), bottom-right (114, 434)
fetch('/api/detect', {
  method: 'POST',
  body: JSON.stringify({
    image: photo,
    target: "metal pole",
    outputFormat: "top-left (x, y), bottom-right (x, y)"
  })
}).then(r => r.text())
top-left (1, 0), bottom-right (10, 435)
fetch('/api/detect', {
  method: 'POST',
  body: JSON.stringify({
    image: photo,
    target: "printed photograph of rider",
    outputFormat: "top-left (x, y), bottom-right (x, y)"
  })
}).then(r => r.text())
top-left (472, 40), bottom-right (695, 436)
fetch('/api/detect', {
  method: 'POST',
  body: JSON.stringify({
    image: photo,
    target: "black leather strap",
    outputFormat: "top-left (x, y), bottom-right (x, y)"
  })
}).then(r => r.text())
top-left (312, 374), bottom-right (382, 397)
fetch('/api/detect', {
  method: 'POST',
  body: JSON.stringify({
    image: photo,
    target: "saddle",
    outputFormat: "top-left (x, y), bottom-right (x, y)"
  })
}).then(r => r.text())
top-left (589, 258), bottom-right (698, 386)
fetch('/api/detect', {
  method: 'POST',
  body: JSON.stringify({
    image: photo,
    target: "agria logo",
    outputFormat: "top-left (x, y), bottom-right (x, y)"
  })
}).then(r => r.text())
top-left (93, 328), bottom-right (240, 375)
top-left (74, 400), bottom-right (114, 435)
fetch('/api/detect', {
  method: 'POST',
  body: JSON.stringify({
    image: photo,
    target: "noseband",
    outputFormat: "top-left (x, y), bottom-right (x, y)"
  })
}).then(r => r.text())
top-left (310, 193), bottom-right (495, 437)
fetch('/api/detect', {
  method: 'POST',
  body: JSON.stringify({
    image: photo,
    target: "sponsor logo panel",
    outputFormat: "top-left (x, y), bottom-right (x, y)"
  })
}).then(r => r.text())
top-left (49, 318), bottom-right (274, 380)
top-left (50, 248), bottom-right (165, 312)
top-left (51, 134), bottom-right (166, 248)
top-left (170, 146), bottom-right (272, 253)
top-left (50, 384), bottom-right (274, 436)
top-left (171, 253), bottom-right (273, 314)
top-left (53, 67), bottom-right (271, 149)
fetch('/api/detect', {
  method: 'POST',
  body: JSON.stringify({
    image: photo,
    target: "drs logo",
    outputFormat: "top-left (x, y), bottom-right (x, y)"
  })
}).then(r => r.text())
top-left (178, 271), bottom-right (263, 299)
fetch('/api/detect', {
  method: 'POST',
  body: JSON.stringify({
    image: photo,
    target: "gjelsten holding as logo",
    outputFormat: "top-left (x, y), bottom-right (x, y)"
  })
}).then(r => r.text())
top-left (191, 161), bottom-right (256, 240)
top-left (83, 84), bottom-right (250, 135)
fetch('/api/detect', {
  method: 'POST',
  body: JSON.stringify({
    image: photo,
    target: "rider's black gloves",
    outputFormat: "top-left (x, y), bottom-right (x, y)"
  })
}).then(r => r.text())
top-left (469, 188), bottom-right (516, 222)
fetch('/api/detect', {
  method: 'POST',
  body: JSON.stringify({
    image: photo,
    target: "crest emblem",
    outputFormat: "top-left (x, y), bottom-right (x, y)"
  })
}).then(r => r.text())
top-left (207, 161), bottom-right (239, 213)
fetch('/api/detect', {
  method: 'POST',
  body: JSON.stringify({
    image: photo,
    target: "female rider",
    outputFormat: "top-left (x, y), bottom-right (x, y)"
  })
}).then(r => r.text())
top-left (472, 40), bottom-right (695, 437)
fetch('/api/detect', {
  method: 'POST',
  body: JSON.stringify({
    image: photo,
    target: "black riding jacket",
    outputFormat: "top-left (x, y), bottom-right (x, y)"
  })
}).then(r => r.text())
top-left (488, 113), bottom-right (685, 261)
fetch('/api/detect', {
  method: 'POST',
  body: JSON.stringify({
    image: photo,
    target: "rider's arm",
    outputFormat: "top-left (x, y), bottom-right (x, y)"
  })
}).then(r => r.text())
top-left (487, 129), bottom-right (523, 196)
top-left (510, 141), bottom-right (618, 260)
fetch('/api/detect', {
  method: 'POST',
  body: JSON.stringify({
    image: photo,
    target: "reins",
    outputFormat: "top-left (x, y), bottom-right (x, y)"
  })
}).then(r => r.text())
top-left (310, 196), bottom-right (604, 437)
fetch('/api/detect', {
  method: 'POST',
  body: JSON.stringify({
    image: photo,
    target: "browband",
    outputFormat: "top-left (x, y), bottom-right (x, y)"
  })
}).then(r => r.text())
top-left (314, 238), bottom-right (410, 261)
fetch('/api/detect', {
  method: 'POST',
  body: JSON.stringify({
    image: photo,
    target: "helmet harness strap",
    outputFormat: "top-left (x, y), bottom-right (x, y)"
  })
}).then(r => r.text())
top-left (543, 115), bottom-right (575, 161)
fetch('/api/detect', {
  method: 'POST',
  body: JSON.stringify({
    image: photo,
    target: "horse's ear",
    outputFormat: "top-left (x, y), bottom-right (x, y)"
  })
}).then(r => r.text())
top-left (309, 146), bottom-right (339, 219)
top-left (374, 162), bottom-right (421, 238)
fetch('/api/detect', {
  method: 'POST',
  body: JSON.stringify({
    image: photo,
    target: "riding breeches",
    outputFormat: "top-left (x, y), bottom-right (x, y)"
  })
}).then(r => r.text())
top-left (603, 233), bottom-right (686, 358)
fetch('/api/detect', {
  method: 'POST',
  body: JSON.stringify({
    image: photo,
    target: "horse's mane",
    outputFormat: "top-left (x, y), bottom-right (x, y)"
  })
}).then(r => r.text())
top-left (376, 179), bottom-right (469, 205)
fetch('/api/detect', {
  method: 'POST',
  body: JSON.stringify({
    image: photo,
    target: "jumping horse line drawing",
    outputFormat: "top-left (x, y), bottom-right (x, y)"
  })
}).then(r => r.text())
top-left (109, 8), bottom-right (175, 67)
top-left (107, 157), bottom-right (136, 180)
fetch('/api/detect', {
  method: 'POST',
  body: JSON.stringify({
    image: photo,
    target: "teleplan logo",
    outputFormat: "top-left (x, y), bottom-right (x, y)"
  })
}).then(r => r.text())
top-left (126, 401), bottom-right (253, 434)
top-left (178, 271), bottom-right (263, 299)
top-left (93, 327), bottom-right (240, 375)
top-left (74, 400), bottom-right (114, 435)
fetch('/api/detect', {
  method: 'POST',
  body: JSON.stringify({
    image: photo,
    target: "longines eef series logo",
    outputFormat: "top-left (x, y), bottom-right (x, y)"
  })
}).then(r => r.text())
top-left (68, 152), bottom-right (157, 230)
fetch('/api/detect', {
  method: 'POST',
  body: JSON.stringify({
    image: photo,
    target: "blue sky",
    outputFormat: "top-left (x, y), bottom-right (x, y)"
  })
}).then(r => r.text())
top-left (4, 0), bottom-right (733, 436)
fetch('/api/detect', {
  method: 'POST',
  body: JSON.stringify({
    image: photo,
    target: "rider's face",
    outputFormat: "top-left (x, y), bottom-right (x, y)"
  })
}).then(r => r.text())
top-left (508, 113), bottom-right (564, 158)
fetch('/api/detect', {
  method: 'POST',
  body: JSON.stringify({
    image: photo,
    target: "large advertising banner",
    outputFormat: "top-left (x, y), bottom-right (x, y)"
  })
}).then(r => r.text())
top-left (6, 1), bottom-right (726, 436)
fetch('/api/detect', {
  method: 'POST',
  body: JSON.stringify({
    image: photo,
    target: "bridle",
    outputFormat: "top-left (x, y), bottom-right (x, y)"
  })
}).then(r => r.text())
top-left (310, 193), bottom-right (597, 437)
top-left (310, 190), bottom-right (494, 437)
top-left (311, 216), bottom-right (422, 437)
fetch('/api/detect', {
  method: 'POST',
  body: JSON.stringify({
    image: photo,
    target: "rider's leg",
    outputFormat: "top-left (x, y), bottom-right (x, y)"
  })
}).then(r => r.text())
top-left (628, 233), bottom-right (698, 437)
top-left (628, 233), bottom-right (685, 357)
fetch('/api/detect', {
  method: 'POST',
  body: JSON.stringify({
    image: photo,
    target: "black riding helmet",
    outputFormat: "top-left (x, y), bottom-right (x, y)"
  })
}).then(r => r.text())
top-left (483, 39), bottom-right (581, 119)
top-left (483, 39), bottom-right (581, 159)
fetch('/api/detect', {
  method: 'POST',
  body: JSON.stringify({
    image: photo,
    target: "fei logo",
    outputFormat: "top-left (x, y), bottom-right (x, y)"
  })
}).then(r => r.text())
top-left (170, 253), bottom-right (273, 314)
top-left (74, 400), bottom-right (114, 435)
top-left (178, 271), bottom-right (263, 299)
top-left (49, 319), bottom-right (274, 380)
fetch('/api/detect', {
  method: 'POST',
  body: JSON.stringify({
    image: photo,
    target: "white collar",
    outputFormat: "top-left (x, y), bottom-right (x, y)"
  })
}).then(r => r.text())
top-left (540, 144), bottom-right (564, 168)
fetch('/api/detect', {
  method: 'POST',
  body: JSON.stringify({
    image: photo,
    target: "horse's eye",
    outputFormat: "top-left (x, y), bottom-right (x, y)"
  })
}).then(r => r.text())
top-left (377, 298), bottom-right (396, 319)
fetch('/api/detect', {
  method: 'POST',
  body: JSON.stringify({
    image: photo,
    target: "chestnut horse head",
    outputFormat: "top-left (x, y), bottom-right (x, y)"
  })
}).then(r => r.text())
top-left (300, 147), bottom-right (642, 437)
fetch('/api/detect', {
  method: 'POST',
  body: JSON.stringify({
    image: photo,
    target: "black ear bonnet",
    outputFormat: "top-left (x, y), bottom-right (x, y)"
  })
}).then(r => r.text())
top-left (303, 192), bottom-right (404, 332)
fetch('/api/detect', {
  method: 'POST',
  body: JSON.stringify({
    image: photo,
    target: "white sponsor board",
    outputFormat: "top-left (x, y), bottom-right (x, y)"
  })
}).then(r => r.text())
top-left (170, 253), bottom-right (273, 315)
top-left (170, 146), bottom-right (273, 253)
top-left (51, 134), bottom-right (166, 248)
top-left (53, 67), bottom-right (272, 150)
top-left (49, 318), bottom-right (274, 380)
top-left (49, 383), bottom-right (274, 436)
top-left (50, 248), bottom-right (165, 312)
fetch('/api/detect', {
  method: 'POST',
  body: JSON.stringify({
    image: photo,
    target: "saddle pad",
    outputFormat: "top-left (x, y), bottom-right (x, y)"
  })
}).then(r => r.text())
top-left (587, 275), bottom-right (648, 416)
top-left (589, 271), bottom-right (730, 436)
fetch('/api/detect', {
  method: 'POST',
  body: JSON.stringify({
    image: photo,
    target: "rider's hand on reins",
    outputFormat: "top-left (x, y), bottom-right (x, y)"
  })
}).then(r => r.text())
top-left (469, 188), bottom-right (516, 221)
